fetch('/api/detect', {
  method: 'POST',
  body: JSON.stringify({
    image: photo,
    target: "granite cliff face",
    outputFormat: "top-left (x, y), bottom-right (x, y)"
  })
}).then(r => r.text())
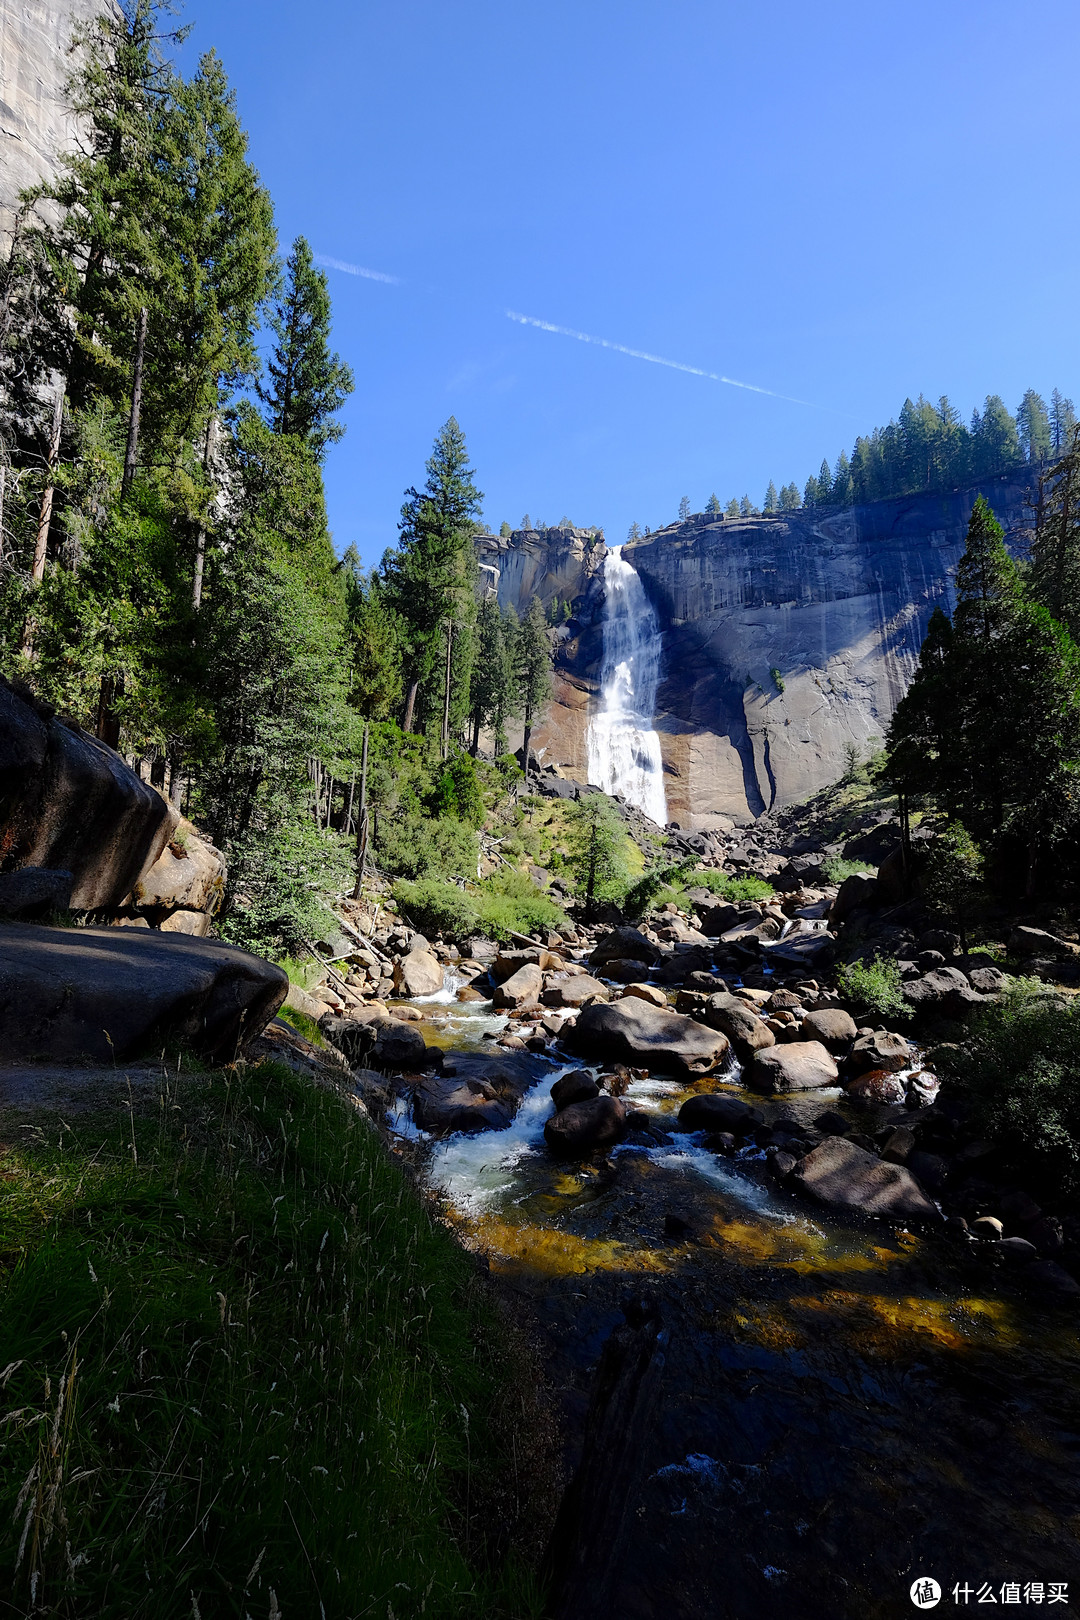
top-left (490, 474), bottom-right (1038, 828)
top-left (0, 0), bottom-right (114, 248)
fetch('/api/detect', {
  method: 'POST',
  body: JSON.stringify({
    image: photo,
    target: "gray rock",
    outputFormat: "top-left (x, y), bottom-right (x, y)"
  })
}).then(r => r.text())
top-left (788, 1135), bottom-right (941, 1221)
top-left (589, 926), bottom-right (659, 966)
top-left (746, 1040), bottom-right (839, 1094)
top-left (568, 996), bottom-right (729, 1076)
top-left (699, 902), bottom-right (740, 936)
top-left (0, 866), bottom-right (73, 917)
top-left (676, 1092), bottom-right (757, 1134)
top-left (702, 991), bottom-right (776, 1055)
top-left (1009, 925), bottom-right (1067, 959)
top-left (542, 973), bottom-right (609, 1008)
top-left (0, 921), bottom-right (285, 1063)
top-left (800, 1008), bottom-right (857, 1050)
top-left (371, 1021), bottom-right (429, 1070)
top-left (131, 821), bottom-right (225, 915)
top-left (652, 946), bottom-right (715, 986)
top-left (903, 968), bottom-right (988, 1019)
top-left (846, 1069), bottom-right (907, 1105)
top-left (393, 948), bottom-right (444, 998)
top-left (990, 1237), bottom-right (1039, 1263)
top-left (551, 1070), bottom-right (600, 1110)
top-left (830, 873), bottom-right (879, 923)
top-left (543, 1094), bottom-right (628, 1156)
top-left (849, 1031), bottom-right (912, 1073)
top-left (1023, 1259), bottom-right (1080, 1295)
top-left (492, 962), bottom-right (544, 1008)
top-left (413, 1074), bottom-right (514, 1134)
top-left (765, 932), bottom-right (837, 972)
top-left (599, 957), bottom-right (654, 983)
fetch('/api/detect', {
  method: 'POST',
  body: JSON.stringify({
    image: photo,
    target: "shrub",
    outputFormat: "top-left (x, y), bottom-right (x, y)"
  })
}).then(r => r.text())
top-left (770, 666), bottom-right (785, 694)
top-left (623, 857), bottom-right (697, 919)
top-left (377, 812), bottom-right (478, 881)
top-left (431, 753), bottom-right (486, 827)
top-left (938, 981), bottom-right (1080, 1197)
top-left (475, 869), bottom-right (568, 941)
top-left (684, 870), bottom-right (775, 905)
top-left (836, 954), bottom-right (907, 1019)
top-left (822, 855), bottom-right (875, 884)
top-left (393, 877), bottom-right (481, 939)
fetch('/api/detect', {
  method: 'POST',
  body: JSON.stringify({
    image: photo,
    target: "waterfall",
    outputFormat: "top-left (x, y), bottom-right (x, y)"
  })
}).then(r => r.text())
top-left (586, 545), bottom-right (669, 826)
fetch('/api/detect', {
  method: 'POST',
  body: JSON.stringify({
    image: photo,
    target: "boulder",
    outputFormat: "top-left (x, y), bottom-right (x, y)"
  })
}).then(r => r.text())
top-left (158, 908), bottom-right (212, 938)
top-left (849, 1031), bottom-right (912, 1073)
top-left (846, 1069), bottom-right (907, 1105)
top-left (130, 822), bottom-right (225, 915)
top-left (0, 921), bottom-right (286, 1063)
top-left (746, 1041), bottom-right (839, 1094)
top-left (765, 932), bottom-right (836, 972)
top-left (702, 992), bottom-right (775, 1055)
top-left (830, 873), bottom-right (879, 924)
top-left (599, 956), bottom-right (654, 983)
top-left (676, 1092), bottom-right (757, 1134)
top-left (589, 926), bottom-right (659, 967)
top-left (699, 902), bottom-right (740, 936)
top-left (412, 1074), bottom-right (514, 1134)
top-left (903, 968), bottom-right (988, 1019)
top-left (0, 866), bottom-right (74, 917)
top-left (285, 981), bottom-right (330, 1022)
top-left (788, 1136), bottom-right (941, 1221)
top-left (966, 965), bottom-right (1007, 995)
top-left (0, 678), bottom-right (177, 910)
top-left (568, 997), bottom-right (729, 1076)
top-left (653, 946), bottom-right (714, 986)
top-left (619, 982), bottom-right (668, 1008)
top-left (543, 974), bottom-right (609, 1008)
top-left (393, 948), bottom-right (444, 998)
top-left (543, 1094), bottom-right (628, 1157)
top-left (493, 946), bottom-right (564, 980)
top-left (1008, 926), bottom-right (1067, 959)
top-left (799, 1008), bottom-right (857, 1050)
top-left (551, 1070), bottom-right (600, 1110)
top-left (492, 962), bottom-right (544, 1008)
top-left (371, 1020), bottom-right (430, 1069)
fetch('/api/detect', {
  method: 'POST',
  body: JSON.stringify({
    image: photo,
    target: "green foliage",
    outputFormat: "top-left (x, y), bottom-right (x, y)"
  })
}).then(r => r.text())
top-left (378, 812), bottom-right (478, 883)
top-left (622, 857), bottom-right (697, 919)
top-left (681, 869), bottom-right (775, 904)
top-left (822, 855), bottom-right (875, 884)
top-left (837, 954), bottom-right (907, 1019)
top-left (939, 982), bottom-right (1080, 1198)
top-left (433, 752), bottom-right (486, 826)
top-left (514, 596), bottom-right (553, 764)
top-left (923, 823), bottom-right (984, 949)
top-left (770, 666), bottom-right (785, 694)
top-left (564, 794), bottom-right (629, 917)
top-left (393, 877), bottom-right (481, 940)
top-left (259, 235), bottom-right (354, 459)
top-left (0, 1063), bottom-right (542, 1617)
top-left (275, 1004), bottom-right (326, 1046)
top-left (393, 869), bottom-right (567, 943)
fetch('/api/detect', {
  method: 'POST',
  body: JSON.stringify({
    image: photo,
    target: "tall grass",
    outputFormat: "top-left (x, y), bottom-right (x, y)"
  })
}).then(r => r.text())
top-left (0, 1063), bottom-right (547, 1618)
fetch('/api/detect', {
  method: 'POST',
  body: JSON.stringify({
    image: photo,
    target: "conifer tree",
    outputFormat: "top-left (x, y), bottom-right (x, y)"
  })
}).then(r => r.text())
top-left (1032, 426), bottom-right (1080, 639)
top-left (383, 417), bottom-right (482, 734)
top-left (763, 480), bottom-right (778, 513)
top-left (515, 595), bottom-right (552, 776)
top-left (260, 237), bottom-right (354, 459)
top-left (1017, 389), bottom-right (1052, 465)
top-left (627, 521), bottom-right (642, 540)
top-left (802, 476), bottom-right (817, 509)
top-left (678, 495), bottom-right (690, 521)
top-left (705, 493), bottom-right (721, 514)
top-left (468, 594), bottom-right (517, 754)
top-left (566, 793), bottom-right (626, 921)
top-left (1050, 390), bottom-right (1076, 453)
top-left (343, 555), bottom-right (402, 722)
top-left (831, 451), bottom-right (853, 505)
top-left (739, 495), bottom-right (753, 517)
top-left (816, 459), bottom-right (832, 504)
top-left (724, 498), bottom-right (740, 518)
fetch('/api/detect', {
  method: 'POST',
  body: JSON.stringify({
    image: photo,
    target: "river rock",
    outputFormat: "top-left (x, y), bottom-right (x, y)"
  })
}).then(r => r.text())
top-left (653, 946), bottom-right (715, 986)
top-left (745, 1040), bottom-right (839, 1093)
top-left (902, 968), bottom-right (988, 1019)
top-left (676, 1092), bottom-right (757, 1134)
top-left (1023, 1259), bottom-right (1080, 1295)
top-left (846, 1068), bottom-right (907, 1105)
top-left (699, 902), bottom-right (740, 936)
top-left (551, 1070), bottom-right (600, 1110)
top-left (568, 997), bottom-right (729, 1076)
top-left (620, 982), bottom-right (668, 1008)
top-left (543, 1094), bottom-right (628, 1157)
top-left (599, 956), bottom-right (654, 983)
top-left (800, 1008), bottom-right (857, 1050)
top-left (371, 1020), bottom-right (429, 1069)
top-left (590, 926), bottom-right (660, 967)
top-left (0, 921), bottom-right (286, 1063)
top-left (543, 974), bottom-right (609, 1008)
top-left (849, 1031), bottom-right (911, 1073)
top-left (789, 1136), bottom-right (941, 1221)
top-left (1008, 925), bottom-right (1067, 959)
top-left (702, 992), bottom-right (775, 1055)
top-left (457, 984), bottom-right (487, 1002)
top-left (765, 932), bottom-right (837, 972)
top-left (413, 1074), bottom-right (514, 1134)
top-left (492, 962), bottom-right (544, 1008)
top-left (392, 947), bottom-right (444, 998)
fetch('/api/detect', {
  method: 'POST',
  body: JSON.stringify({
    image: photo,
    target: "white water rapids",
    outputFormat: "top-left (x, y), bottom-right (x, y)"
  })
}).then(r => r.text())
top-left (586, 545), bottom-right (669, 826)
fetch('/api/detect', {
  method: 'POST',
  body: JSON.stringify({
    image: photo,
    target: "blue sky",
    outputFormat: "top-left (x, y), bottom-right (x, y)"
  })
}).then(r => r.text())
top-left (175, 0), bottom-right (1080, 566)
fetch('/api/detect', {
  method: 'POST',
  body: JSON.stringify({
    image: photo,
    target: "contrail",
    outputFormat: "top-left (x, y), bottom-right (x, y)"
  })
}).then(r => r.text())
top-left (317, 254), bottom-right (399, 285)
top-left (506, 309), bottom-right (814, 406)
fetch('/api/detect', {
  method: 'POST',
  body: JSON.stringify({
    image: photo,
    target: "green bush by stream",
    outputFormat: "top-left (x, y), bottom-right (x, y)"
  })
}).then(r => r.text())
top-left (0, 1063), bottom-right (546, 1618)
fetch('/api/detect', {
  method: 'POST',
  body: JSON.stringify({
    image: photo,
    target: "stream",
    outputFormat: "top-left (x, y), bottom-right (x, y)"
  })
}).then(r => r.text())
top-left (379, 978), bottom-right (1080, 1619)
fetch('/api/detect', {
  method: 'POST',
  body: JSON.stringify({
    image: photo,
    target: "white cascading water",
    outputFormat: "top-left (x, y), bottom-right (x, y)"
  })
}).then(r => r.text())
top-left (586, 545), bottom-right (669, 826)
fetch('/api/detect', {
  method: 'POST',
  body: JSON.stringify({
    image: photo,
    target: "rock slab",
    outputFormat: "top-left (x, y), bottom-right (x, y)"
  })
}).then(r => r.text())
top-left (568, 997), bottom-right (729, 1076)
top-left (789, 1135), bottom-right (941, 1221)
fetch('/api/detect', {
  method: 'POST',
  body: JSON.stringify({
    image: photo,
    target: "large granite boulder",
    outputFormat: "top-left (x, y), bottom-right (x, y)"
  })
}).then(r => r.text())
top-left (0, 678), bottom-right (177, 910)
top-left (543, 1094), bottom-right (628, 1156)
top-left (0, 922), bottom-right (286, 1063)
top-left (567, 997), bottom-right (729, 1076)
top-left (393, 948), bottom-right (444, 998)
top-left (800, 1008), bottom-right (858, 1049)
top-left (0, 867), bottom-right (73, 917)
top-left (676, 1092), bottom-right (758, 1134)
top-left (543, 973), bottom-right (609, 1008)
top-left (130, 821), bottom-right (225, 915)
top-left (589, 926), bottom-right (659, 967)
top-left (492, 962), bottom-right (544, 1008)
top-left (413, 1049), bottom-right (540, 1132)
top-left (746, 1040), bottom-right (839, 1093)
top-left (902, 968), bottom-right (988, 1020)
top-left (701, 991), bottom-right (775, 1055)
top-left (787, 1136), bottom-right (941, 1221)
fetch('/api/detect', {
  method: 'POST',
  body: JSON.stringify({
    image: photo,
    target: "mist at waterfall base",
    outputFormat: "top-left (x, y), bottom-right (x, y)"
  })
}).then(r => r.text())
top-left (587, 546), bottom-right (669, 826)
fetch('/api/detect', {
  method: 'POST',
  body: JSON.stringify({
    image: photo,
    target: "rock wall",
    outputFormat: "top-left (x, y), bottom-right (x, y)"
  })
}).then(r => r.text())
top-left (491, 474), bottom-right (1038, 827)
top-left (0, 0), bottom-right (115, 248)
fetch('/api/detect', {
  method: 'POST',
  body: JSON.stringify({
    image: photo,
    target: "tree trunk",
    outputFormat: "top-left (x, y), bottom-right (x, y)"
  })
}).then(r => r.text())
top-left (442, 618), bottom-right (453, 761)
top-left (121, 306), bottom-right (148, 499)
top-left (402, 680), bottom-right (418, 734)
top-left (344, 774), bottom-right (356, 836)
top-left (95, 675), bottom-right (122, 750)
top-left (353, 722), bottom-right (369, 900)
top-left (522, 713), bottom-right (533, 779)
top-left (471, 712), bottom-right (481, 756)
top-left (31, 386), bottom-right (65, 583)
top-left (192, 416), bottom-right (217, 611)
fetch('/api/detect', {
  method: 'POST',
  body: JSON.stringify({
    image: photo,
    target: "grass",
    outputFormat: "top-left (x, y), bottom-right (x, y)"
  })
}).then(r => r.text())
top-left (0, 1062), bottom-right (548, 1618)
top-left (275, 1004), bottom-right (326, 1045)
top-left (822, 855), bottom-right (875, 885)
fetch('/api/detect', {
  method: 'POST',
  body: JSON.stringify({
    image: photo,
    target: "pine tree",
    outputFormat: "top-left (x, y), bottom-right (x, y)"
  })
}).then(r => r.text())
top-left (678, 495), bottom-right (690, 521)
top-left (739, 495), bottom-right (753, 517)
top-left (343, 554), bottom-right (402, 721)
top-left (705, 492), bottom-right (721, 514)
top-left (831, 451), bottom-right (853, 505)
top-left (627, 521), bottom-right (642, 541)
top-left (499, 520), bottom-right (512, 537)
top-left (566, 793), bottom-right (626, 921)
top-left (724, 498), bottom-right (740, 518)
top-left (521, 513), bottom-right (531, 530)
top-left (260, 237), bottom-right (354, 460)
top-left (971, 395), bottom-right (1022, 480)
top-left (802, 476), bottom-right (817, 509)
top-left (514, 596), bottom-right (552, 775)
top-left (469, 593), bottom-right (517, 754)
top-left (383, 417), bottom-right (483, 734)
top-left (780, 482), bottom-right (801, 510)
top-left (1051, 390), bottom-right (1077, 453)
top-left (816, 458), bottom-right (832, 504)
top-left (763, 480), bottom-right (778, 513)
top-left (1032, 425), bottom-right (1080, 639)
top-left (1017, 389), bottom-right (1052, 465)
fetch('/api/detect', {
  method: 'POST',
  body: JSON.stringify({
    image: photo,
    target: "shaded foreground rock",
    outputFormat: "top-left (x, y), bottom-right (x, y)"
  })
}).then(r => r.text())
top-left (0, 922), bottom-right (286, 1063)
top-left (746, 1040), bottom-right (839, 1093)
top-left (568, 998), bottom-right (729, 1076)
top-left (544, 1094), bottom-right (628, 1156)
top-left (787, 1135), bottom-right (941, 1221)
top-left (677, 1093), bottom-right (757, 1134)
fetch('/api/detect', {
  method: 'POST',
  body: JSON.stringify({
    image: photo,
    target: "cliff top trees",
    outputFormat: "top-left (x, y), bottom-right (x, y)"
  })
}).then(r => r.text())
top-left (705, 492), bottom-right (721, 515)
top-left (383, 416), bottom-right (482, 734)
top-left (260, 237), bottom-right (354, 460)
top-left (678, 495), bottom-right (690, 521)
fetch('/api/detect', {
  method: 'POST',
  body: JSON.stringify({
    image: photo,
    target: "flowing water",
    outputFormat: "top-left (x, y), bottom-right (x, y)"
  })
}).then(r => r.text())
top-left (384, 984), bottom-right (1080, 1618)
top-left (587, 545), bottom-right (669, 826)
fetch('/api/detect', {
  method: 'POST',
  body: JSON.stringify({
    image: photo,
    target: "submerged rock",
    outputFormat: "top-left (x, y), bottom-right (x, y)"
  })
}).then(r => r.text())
top-left (568, 997), bottom-right (729, 1076)
top-left (788, 1136), bottom-right (941, 1221)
